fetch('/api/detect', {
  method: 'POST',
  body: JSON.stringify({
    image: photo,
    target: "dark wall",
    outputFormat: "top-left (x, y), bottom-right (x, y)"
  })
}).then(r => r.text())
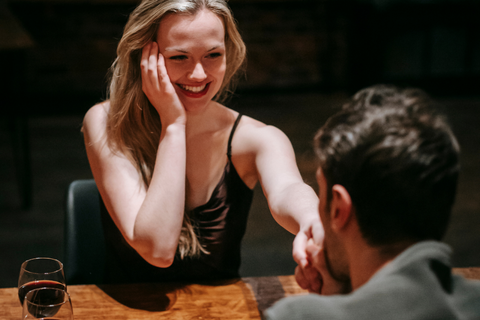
top-left (348, 1), bottom-right (480, 96)
top-left (6, 0), bottom-right (480, 116)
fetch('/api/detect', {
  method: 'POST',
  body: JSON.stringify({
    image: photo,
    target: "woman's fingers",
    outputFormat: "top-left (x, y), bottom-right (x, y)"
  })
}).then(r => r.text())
top-left (139, 42), bottom-right (186, 125)
top-left (141, 42), bottom-right (174, 96)
top-left (295, 265), bottom-right (311, 290)
top-left (141, 43), bottom-right (149, 92)
top-left (141, 42), bottom-right (157, 94)
top-left (293, 237), bottom-right (323, 293)
top-left (307, 244), bottom-right (351, 295)
top-left (157, 53), bottom-right (177, 96)
top-left (310, 220), bottom-right (325, 249)
top-left (144, 42), bottom-right (161, 92)
top-left (140, 42), bottom-right (151, 69)
top-left (295, 264), bottom-right (322, 293)
top-left (149, 42), bottom-right (159, 82)
top-left (292, 230), bottom-right (309, 268)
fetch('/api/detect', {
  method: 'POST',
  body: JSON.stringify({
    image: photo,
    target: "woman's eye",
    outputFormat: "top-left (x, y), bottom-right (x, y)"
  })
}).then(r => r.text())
top-left (170, 55), bottom-right (187, 61)
top-left (207, 52), bottom-right (222, 59)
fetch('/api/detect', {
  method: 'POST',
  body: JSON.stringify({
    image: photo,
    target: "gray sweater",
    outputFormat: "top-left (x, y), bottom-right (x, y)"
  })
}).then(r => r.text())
top-left (265, 241), bottom-right (480, 320)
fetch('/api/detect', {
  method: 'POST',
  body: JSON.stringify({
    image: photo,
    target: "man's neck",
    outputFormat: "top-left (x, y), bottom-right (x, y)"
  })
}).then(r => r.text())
top-left (346, 237), bottom-right (415, 290)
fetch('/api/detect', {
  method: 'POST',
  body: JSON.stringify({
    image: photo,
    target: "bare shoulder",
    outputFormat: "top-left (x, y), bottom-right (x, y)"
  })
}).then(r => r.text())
top-left (84, 101), bottom-right (109, 126)
top-left (235, 115), bottom-right (292, 152)
top-left (83, 101), bottom-right (110, 137)
top-left (230, 114), bottom-right (298, 189)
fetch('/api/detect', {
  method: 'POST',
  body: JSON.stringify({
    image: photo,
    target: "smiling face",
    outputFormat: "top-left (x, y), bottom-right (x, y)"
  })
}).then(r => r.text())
top-left (156, 9), bottom-right (227, 112)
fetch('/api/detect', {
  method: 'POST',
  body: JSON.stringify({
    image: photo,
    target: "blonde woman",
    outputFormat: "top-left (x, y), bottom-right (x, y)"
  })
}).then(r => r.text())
top-left (83, 0), bottom-right (323, 283)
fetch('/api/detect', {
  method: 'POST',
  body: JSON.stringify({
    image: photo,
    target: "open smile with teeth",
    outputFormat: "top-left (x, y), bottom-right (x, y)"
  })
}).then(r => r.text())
top-left (179, 84), bottom-right (207, 93)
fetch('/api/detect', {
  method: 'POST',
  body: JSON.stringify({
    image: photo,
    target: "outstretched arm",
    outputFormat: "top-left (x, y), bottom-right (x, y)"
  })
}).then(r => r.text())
top-left (83, 42), bottom-right (187, 268)
top-left (248, 126), bottom-right (324, 280)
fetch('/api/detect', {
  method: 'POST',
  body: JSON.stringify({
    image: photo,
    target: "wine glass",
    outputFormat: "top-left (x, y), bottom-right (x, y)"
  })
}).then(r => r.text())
top-left (18, 257), bottom-right (66, 306)
top-left (22, 287), bottom-right (73, 320)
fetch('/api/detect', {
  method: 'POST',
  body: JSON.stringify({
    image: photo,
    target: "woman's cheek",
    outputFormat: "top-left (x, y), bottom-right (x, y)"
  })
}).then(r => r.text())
top-left (215, 59), bottom-right (227, 80)
top-left (164, 61), bottom-right (182, 82)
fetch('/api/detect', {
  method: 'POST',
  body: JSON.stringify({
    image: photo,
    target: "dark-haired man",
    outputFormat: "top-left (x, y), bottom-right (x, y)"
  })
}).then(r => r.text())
top-left (266, 85), bottom-right (480, 319)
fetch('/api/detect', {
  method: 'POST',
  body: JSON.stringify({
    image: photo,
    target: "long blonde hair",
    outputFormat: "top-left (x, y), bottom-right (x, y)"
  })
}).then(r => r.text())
top-left (106, 0), bottom-right (246, 258)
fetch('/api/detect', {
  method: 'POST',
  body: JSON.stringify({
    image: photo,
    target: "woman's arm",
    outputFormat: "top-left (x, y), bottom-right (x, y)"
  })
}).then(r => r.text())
top-left (82, 42), bottom-right (187, 268)
top-left (247, 125), bottom-right (322, 234)
top-left (239, 124), bottom-right (324, 281)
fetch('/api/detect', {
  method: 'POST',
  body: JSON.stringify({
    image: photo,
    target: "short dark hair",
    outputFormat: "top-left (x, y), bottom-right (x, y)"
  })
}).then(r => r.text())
top-left (314, 85), bottom-right (460, 246)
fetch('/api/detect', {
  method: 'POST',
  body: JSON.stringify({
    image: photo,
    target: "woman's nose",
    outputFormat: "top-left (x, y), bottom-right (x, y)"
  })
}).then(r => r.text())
top-left (189, 62), bottom-right (207, 81)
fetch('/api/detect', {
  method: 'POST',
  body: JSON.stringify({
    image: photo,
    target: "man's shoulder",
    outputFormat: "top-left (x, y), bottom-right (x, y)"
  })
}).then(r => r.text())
top-left (450, 274), bottom-right (480, 311)
top-left (265, 294), bottom-right (349, 320)
top-left (265, 242), bottom-right (480, 320)
top-left (265, 277), bottom-right (480, 320)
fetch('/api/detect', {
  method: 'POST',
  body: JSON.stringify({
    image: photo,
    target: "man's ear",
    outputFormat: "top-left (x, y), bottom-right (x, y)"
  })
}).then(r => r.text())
top-left (329, 184), bottom-right (353, 232)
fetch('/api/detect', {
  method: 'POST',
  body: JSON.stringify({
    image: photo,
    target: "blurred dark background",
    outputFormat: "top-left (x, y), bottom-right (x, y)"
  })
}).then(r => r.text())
top-left (1, 0), bottom-right (479, 288)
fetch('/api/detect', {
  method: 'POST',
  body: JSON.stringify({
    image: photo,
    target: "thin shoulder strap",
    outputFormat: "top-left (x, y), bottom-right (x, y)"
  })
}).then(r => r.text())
top-left (227, 113), bottom-right (243, 158)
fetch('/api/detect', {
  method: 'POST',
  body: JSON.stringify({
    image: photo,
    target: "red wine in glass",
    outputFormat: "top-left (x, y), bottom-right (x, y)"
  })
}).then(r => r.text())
top-left (18, 280), bottom-right (66, 305)
top-left (18, 257), bottom-right (66, 306)
top-left (23, 287), bottom-right (70, 319)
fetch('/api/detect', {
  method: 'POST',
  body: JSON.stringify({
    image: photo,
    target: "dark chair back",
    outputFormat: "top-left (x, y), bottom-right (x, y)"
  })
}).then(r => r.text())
top-left (64, 179), bottom-right (105, 285)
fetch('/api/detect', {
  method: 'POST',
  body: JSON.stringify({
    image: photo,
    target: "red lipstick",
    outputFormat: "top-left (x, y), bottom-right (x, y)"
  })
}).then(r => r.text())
top-left (178, 82), bottom-right (211, 98)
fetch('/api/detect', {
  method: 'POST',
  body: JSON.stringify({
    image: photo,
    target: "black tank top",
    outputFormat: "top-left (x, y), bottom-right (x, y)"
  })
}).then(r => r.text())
top-left (100, 114), bottom-right (254, 283)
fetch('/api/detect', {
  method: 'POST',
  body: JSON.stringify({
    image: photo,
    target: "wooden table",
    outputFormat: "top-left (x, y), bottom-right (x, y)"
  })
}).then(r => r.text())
top-left (0, 275), bottom-right (307, 320)
top-left (1, 269), bottom-right (479, 320)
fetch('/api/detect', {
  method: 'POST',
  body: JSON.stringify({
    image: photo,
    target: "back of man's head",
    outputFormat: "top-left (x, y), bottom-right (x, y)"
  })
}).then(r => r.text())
top-left (314, 84), bottom-right (460, 247)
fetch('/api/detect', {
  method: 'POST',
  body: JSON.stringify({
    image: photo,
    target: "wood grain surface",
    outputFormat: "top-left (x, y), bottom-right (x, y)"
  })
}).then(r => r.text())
top-left (1, 270), bottom-right (478, 320)
top-left (453, 267), bottom-right (480, 280)
top-left (0, 275), bottom-right (308, 320)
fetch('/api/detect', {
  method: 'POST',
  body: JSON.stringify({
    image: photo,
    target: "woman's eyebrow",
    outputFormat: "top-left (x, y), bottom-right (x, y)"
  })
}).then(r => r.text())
top-left (164, 44), bottom-right (225, 53)
top-left (207, 45), bottom-right (225, 51)
top-left (164, 47), bottom-right (189, 53)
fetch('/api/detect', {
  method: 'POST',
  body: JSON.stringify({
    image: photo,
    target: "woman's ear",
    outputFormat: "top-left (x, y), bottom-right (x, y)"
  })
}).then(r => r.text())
top-left (329, 184), bottom-right (353, 232)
